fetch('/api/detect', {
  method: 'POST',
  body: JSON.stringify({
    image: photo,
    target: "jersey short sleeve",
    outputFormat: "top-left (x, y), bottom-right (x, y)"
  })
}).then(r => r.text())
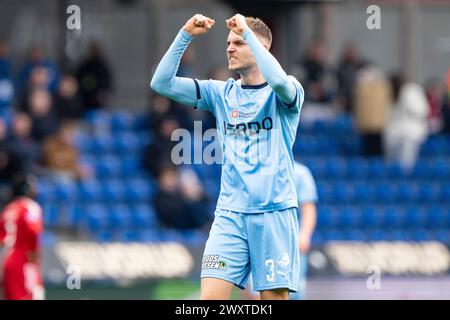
top-left (194, 79), bottom-right (228, 115)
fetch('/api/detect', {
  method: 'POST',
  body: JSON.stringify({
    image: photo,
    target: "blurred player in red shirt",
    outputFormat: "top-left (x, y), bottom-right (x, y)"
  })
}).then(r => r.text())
top-left (0, 175), bottom-right (44, 300)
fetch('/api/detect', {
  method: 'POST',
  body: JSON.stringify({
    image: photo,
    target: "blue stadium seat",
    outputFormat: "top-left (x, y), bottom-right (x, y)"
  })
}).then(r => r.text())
top-left (317, 205), bottom-right (340, 229)
top-left (333, 181), bottom-right (355, 204)
top-left (434, 158), bottom-right (450, 178)
top-left (368, 159), bottom-right (387, 179)
top-left (374, 182), bottom-right (399, 204)
top-left (331, 114), bottom-right (355, 134)
top-left (111, 112), bottom-right (136, 132)
top-left (134, 114), bottom-right (149, 131)
top-left (91, 135), bottom-right (115, 153)
top-left (383, 206), bottom-right (407, 229)
top-left (294, 135), bottom-right (320, 156)
top-left (138, 230), bottom-right (162, 242)
top-left (67, 204), bottom-right (84, 226)
top-left (367, 229), bottom-right (390, 241)
top-left (418, 183), bottom-right (442, 203)
top-left (181, 229), bottom-right (209, 246)
top-left (433, 229), bottom-right (450, 244)
top-left (340, 136), bottom-right (362, 155)
top-left (311, 231), bottom-right (325, 246)
top-left (421, 136), bottom-right (450, 156)
top-left (102, 179), bottom-right (126, 201)
top-left (353, 181), bottom-right (373, 203)
top-left (385, 162), bottom-right (406, 179)
top-left (203, 179), bottom-right (220, 199)
top-left (78, 180), bottom-right (103, 202)
top-left (344, 229), bottom-right (367, 241)
top-left (348, 158), bottom-right (370, 178)
top-left (85, 110), bottom-right (112, 130)
top-left (396, 182), bottom-right (420, 203)
top-left (86, 204), bottom-right (109, 231)
top-left (321, 230), bottom-right (346, 242)
top-left (159, 229), bottom-right (186, 242)
top-left (53, 181), bottom-right (78, 202)
top-left (42, 203), bottom-right (58, 227)
top-left (338, 206), bottom-right (362, 228)
top-left (114, 132), bottom-right (140, 153)
top-left (404, 206), bottom-right (427, 228)
top-left (389, 229), bottom-right (408, 241)
top-left (325, 158), bottom-right (348, 178)
top-left (130, 204), bottom-right (157, 229)
top-left (412, 160), bottom-right (432, 179)
top-left (316, 183), bottom-right (335, 204)
top-left (442, 184), bottom-right (450, 204)
top-left (317, 135), bottom-right (339, 156)
top-left (425, 206), bottom-right (446, 229)
top-left (302, 158), bottom-right (326, 178)
top-left (37, 180), bottom-right (56, 203)
top-left (124, 178), bottom-right (154, 202)
top-left (108, 204), bottom-right (132, 229)
top-left (411, 229), bottom-right (430, 242)
top-left (95, 155), bottom-right (121, 177)
top-left (120, 230), bottom-right (140, 242)
top-left (120, 155), bottom-right (140, 176)
top-left (97, 230), bottom-right (114, 242)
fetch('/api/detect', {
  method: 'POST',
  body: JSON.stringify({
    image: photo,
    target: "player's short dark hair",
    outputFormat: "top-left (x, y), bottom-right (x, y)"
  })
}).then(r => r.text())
top-left (245, 17), bottom-right (272, 47)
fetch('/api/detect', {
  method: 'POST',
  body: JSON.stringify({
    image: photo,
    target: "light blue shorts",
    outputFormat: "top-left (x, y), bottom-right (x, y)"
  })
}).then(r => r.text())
top-left (200, 207), bottom-right (300, 292)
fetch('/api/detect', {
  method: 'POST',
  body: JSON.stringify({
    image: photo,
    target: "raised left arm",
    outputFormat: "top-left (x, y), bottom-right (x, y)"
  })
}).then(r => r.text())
top-left (243, 29), bottom-right (297, 105)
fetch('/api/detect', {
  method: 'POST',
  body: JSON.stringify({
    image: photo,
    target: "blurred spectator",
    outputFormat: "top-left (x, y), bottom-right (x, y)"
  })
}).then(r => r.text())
top-left (336, 42), bottom-right (365, 113)
top-left (41, 121), bottom-right (91, 182)
top-left (8, 113), bottom-right (39, 172)
top-left (19, 46), bottom-right (59, 94)
top-left (384, 73), bottom-right (429, 171)
top-left (154, 166), bottom-right (210, 230)
top-left (0, 118), bottom-right (25, 204)
top-left (0, 40), bottom-right (14, 120)
top-left (354, 64), bottom-right (391, 157)
top-left (76, 42), bottom-right (112, 110)
top-left (148, 94), bottom-right (172, 132)
top-left (424, 78), bottom-right (444, 135)
top-left (19, 66), bottom-right (51, 113)
top-left (28, 89), bottom-right (59, 142)
top-left (53, 73), bottom-right (82, 121)
top-left (295, 38), bottom-right (336, 104)
top-left (143, 116), bottom-right (180, 178)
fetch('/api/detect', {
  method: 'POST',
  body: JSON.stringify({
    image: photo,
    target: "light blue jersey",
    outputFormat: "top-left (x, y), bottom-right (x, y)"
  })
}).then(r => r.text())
top-left (196, 78), bottom-right (304, 212)
top-left (151, 29), bottom-right (305, 213)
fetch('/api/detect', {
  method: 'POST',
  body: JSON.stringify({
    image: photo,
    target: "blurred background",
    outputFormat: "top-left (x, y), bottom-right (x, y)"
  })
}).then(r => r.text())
top-left (0, 0), bottom-right (449, 299)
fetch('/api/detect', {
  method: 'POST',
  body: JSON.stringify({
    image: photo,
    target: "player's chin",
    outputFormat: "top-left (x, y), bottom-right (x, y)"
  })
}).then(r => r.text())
top-left (228, 63), bottom-right (241, 71)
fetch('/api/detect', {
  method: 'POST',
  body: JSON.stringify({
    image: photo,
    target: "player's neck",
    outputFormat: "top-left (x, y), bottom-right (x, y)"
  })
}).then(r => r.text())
top-left (239, 67), bottom-right (266, 86)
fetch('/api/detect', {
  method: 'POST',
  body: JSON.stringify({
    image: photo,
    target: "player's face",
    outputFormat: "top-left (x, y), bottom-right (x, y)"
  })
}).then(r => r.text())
top-left (226, 31), bottom-right (257, 72)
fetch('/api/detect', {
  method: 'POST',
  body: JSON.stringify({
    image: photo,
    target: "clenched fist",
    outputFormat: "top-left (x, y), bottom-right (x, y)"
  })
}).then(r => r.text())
top-left (183, 14), bottom-right (215, 36)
